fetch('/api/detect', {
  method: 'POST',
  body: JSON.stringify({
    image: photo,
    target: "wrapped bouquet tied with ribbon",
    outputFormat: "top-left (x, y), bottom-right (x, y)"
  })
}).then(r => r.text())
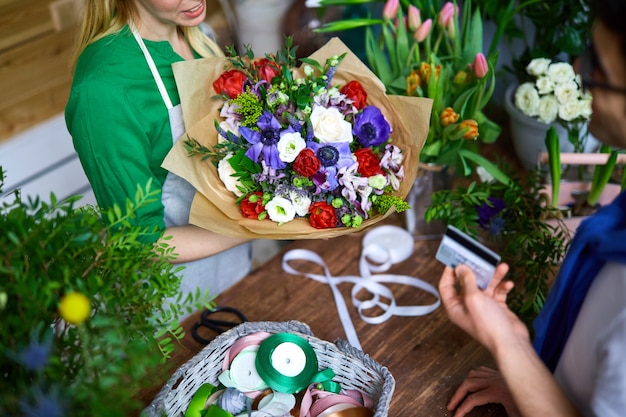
top-left (144, 321), bottom-right (395, 417)
top-left (163, 37), bottom-right (432, 239)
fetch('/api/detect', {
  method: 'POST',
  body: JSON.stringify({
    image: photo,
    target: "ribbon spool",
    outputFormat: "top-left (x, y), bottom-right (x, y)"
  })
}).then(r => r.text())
top-left (184, 383), bottom-right (219, 417)
top-left (255, 333), bottom-right (319, 394)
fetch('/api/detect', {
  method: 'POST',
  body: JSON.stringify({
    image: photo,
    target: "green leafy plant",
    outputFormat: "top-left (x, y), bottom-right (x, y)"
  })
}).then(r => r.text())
top-left (312, 0), bottom-right (502, 174)
top-left (0, 167), bottom-right (212, 416)
top-left (424, 163), bottom-right (570, 328)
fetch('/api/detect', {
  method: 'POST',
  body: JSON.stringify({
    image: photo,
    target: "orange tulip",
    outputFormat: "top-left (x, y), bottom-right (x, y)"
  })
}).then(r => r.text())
top-left (458, 119), bottom-right (479, 140)
top-left (440, 107), bottom-right (459, 126)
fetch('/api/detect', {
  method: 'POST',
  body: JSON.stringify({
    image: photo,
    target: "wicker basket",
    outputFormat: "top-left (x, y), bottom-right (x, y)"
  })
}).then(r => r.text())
top-left (143, 320), bottom-right (395, 417)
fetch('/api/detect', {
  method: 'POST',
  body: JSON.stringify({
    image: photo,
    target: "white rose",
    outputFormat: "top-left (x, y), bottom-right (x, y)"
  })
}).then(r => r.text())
top-left (535, 76), bottom-right (554, 95)
top-left (277, 131), bottom-right (306, 163)
top-left (289, 191), bottom-right (311, 217)
top-left (554, 80), bottom-right (580, 104)
top-left (578, 97), bottom-right (593, 120)
top-left (558, 99), bottom-right (582, 122)
top-left (536, 95), bottom-right (559, 124)
top-left (217, 154), bottom-right (244, 197)
top-left (309, 105), bottom-right (354, 143)
top-left (265, 196), bottom-right (296, 223)
top-left (514, 83), bottom-right (540, 117)
top-left (547, 62), bottom-right (576, 85)
top-left (476, 166), bottom-right (495, 183)
top-left (526, 58), bottom-right (552, 76)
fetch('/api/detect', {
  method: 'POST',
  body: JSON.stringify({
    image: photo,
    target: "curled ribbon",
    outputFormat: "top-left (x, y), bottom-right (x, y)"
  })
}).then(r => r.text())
top-left (281, 229), bottom-right (440, 350)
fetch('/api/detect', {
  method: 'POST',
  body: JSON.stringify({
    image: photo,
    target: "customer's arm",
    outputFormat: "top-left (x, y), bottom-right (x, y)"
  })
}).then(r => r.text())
top-left (439, 265), bottom-right (582, 417)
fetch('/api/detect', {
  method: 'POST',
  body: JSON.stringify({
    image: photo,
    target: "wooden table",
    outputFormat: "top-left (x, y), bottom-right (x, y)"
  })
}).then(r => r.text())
top-left (137, 219), bottom-right (507, 416)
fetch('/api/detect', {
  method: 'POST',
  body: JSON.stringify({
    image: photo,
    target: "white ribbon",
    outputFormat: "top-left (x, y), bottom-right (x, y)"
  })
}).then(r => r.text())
top-left (281, 227), bottom-right (441, 350)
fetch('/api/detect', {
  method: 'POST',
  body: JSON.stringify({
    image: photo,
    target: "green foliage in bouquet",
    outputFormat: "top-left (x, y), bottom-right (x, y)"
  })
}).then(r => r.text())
top-left (312, 0), bottom-right (502, 174)
top-left (0, 168), bottom-right (212, 416)
top-left (424, 164), bottom-right (571, 328)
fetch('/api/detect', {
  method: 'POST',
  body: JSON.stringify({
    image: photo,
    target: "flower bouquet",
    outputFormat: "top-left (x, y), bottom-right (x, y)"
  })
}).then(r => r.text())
top-left (163, 37), bottom-right (432, 239)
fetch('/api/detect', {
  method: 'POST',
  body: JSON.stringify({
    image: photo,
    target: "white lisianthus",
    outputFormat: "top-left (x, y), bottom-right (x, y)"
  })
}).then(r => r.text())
top-left (277, 131), bottom-right (306, 163)
top-left (536, 95), bottom-right (560, 124)
top-left (289, 191), bottom-right (311, 217)
top-left (547, 62), bottom-right (576, 84)
top-left (554, 81), bottom-right (580, 104)
top-left (558, 100), bottom-right (582, 122)
top-left (525, 58), bottom-right (551, 76)
top-left (535, 76), bottom-right (554, 95)
top-left (514, 83), bottom-right (540, 117)
top-left (476, 166), bottom-right (495, 183)
top-left (368, 174), bottom-right (387, 190)
top-left (265, 196), bottom-right (296, 223)
top-left (217, 154), bottom-right (244, 197)
top-left (310, 105), bottom-right (354, 143)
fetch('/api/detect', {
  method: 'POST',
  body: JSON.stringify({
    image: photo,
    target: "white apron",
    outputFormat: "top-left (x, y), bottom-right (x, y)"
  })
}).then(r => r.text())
top-left (131, 27), bottom-right (252, 311)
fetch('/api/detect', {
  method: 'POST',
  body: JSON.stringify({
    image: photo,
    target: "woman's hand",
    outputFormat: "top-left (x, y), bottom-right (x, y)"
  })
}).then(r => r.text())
top-left (438, 263), bottom-right (529, 352)
top-left (447, 366), bottom-right (520, 417)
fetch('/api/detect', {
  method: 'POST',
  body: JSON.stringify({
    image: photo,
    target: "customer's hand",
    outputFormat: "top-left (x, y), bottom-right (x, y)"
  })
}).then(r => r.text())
top-left (438, 263), bottom-right (529, 353)
top-left (447, 366), bottom-right (520, 417)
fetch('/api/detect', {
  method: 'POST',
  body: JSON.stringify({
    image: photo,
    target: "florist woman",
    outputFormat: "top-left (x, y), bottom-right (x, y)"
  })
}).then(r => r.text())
top-left (65, 0), bottom-right (252, 312)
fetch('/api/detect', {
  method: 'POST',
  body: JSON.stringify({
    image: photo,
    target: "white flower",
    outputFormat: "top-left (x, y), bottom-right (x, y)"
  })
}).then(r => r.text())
top-left (547, 62), bottom-right (576, 85)
top-left (525, 58), bottom-right (552, 76)
top-left (535, 76), bottom-right (554, 95)
top-left (514, 83), bottom-right (540, 117)
top-left (536, 95), bottom-right (560, 124)
top-left (558, 99), bottom-right (582, 122)
top-left (553, 80), bottom-right (580, 104)
top-left (476, 166), bottom-right (494, 183)
top-left (305, 0), bottom-right (322, 8)
top-left (578, 97), bottom-right (593, 120)
top-left (217, 120), bottom-right (239, 143)
top-left (277, 131), bottom-right (306, 163)
top-left (217, 154), bottom-right (244, 197)
top-left (309, 105), bottom-right (354, 143)
top-left (265, 196), bottom-right (296, 223)
top-left (289, 191), bottom-right (311, 217)
top-left (368, 174), bottom-right (387, 190)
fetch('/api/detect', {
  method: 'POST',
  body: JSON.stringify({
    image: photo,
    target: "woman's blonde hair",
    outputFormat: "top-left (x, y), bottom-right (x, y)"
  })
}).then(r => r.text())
top-left (70, 0), bottom-right (222, 67)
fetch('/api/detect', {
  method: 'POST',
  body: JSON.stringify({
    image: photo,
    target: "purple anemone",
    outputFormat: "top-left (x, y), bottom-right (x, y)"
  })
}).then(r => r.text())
top-left (352, 106), bottom-right (391, 148)
top-left (309, 141), bottom-right (354, 191)
top-left (477, 197), bottom-right (507, 235)
top-left (239, 110), bottom-right (286, 169)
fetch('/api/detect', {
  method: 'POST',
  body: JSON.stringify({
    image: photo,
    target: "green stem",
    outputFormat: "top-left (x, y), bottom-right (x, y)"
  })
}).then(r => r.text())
top-left (545, 126), bottom-right (561, 208)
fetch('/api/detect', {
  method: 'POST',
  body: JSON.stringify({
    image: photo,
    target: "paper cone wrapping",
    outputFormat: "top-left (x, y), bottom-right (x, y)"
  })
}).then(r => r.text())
top-left (163, 37), bottom-right (432, 239)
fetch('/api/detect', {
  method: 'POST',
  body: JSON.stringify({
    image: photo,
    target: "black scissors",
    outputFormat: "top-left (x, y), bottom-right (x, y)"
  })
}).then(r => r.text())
top-left (190, 306), bottom-right (247, 345)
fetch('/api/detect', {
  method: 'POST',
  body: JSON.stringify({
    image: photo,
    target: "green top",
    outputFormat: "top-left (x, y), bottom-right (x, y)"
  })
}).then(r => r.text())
top-left (65, 26), bottom-right (189, 242)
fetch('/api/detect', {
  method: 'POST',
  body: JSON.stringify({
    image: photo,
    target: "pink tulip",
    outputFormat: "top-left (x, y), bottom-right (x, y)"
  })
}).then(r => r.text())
top-left (438, 2), bottom-right (457, 28)
top-left (407, 5), bottom-right (421, 31)
top-left (414, 18), bottom-right (432, 42)
top-left (472, 53), bottom-right (488, 78)
top-left (383, 0), bottom-right (400, 20)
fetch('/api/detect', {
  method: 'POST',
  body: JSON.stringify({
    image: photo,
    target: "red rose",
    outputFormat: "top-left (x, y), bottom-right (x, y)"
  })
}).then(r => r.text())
top-left (309, 202), bottom-right (337, 229)
top-left (340, 80), bottom-right (368, 110)
top-left (212, 69), bottom-right (248, 98)
top-left (240, 192), bottom-right (265, 219)
top-left (293, 148), bottom-right (321, 177)
top-left (354, 148), bottom-right (384, 177)
top-left (255, 58), bottom-right (281, 83)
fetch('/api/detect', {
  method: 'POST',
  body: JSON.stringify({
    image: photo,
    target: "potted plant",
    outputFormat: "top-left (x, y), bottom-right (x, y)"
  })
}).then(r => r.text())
top-left (424, 163), bottom-right (571, 328)
top-left (504, 56), bottom-right (598, 170)
top-left (0, 168), bottom-right (210, 416)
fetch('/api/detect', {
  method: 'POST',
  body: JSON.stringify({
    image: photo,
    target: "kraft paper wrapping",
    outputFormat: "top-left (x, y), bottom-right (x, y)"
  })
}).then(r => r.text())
top-left (163, 37), bottom-right (432, 239)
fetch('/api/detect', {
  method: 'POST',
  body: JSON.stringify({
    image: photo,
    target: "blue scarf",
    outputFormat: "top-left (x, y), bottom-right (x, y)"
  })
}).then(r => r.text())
top-left (533, 190), bottom-right (626, 372)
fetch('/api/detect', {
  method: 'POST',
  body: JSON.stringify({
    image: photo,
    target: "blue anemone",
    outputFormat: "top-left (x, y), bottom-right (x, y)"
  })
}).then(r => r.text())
top-left (352, 106), bottom-right (391, 148)
top-left (309, 141), bottom-right (354, 190)
top-left (240, 110), bottom-right (286, 169)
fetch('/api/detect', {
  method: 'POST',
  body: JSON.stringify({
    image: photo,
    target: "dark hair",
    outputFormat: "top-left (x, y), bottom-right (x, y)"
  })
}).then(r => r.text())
top-left (591, 0), bottom-right (626, 57)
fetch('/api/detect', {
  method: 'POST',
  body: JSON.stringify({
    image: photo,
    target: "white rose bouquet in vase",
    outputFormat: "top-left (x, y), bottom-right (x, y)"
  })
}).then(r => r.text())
top-left (504, 57), bottom-right (598, 171)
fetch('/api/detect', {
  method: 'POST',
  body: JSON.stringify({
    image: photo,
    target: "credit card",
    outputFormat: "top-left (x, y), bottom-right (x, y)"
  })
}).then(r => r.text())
top-left (435, 225), bottom-right (501, 290)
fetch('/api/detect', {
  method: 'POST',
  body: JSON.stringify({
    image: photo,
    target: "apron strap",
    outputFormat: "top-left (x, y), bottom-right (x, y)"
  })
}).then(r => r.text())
top-left (129, 23), bottom-right (174, 110)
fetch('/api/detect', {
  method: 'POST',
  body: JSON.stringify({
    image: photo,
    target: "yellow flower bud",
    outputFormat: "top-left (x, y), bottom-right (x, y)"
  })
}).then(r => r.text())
top-left (440, 107), bottom-right (459, 126)
top-left (419, 62), bottom-right (431, 82)
top-left (59, 292), bottom-right (91, 325)
top-left (453, 70), bottom-right (469, 85)
top-left (458, 119), bottom-right (479, 140)
top-left (406, 70), bottom-right (422, 95)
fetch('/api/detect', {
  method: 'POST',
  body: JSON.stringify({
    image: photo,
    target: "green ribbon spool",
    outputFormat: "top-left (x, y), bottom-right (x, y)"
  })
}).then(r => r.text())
top-left (184, 383), bottom-right (218, 417)
top-left (255, 332), bottom-right (319, 394)
top-left (203, 404), bottom-right (234, 417)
